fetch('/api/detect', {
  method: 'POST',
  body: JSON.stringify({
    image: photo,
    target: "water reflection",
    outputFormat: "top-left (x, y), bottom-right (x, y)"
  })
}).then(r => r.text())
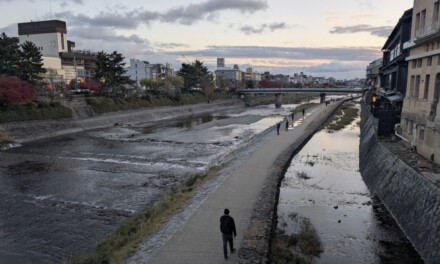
top-left (277, 104), bottom-right (422, 263)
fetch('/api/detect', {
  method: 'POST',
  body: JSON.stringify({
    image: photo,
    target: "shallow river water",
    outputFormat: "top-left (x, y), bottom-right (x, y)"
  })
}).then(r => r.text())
top-left (277, 103), bottom-right (423, 263)
top-left (0, 102), bottom-right (299, 263)
top-left (0, 99), bottom-right (422, 263)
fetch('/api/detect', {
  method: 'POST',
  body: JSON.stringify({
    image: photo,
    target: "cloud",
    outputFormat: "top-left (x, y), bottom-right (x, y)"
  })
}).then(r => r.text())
top-left (53, 0), bottom-right (268, 29)
top-left (153, 42), bottom-right (189, 50)
top-left (240, 22), bottom-right (289, 35)
top-left (303, 61), bottom-right (364, 73)
top-left (166, 45), bottom-right (381, 62)
top-left (329, 24), bottom-right (393, 37)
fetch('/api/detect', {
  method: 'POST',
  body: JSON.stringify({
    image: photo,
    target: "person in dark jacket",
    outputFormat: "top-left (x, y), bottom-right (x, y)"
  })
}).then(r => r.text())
top-left (220, 208), bottom-right (236, 259)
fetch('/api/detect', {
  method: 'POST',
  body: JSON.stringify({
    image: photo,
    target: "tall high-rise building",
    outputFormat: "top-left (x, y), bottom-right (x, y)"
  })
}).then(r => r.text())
top-left (217, 58), bottom-right (225, 68)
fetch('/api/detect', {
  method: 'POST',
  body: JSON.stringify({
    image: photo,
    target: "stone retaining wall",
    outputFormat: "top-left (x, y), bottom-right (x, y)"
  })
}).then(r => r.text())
top-left (359, 115), bottom-right (440, 264)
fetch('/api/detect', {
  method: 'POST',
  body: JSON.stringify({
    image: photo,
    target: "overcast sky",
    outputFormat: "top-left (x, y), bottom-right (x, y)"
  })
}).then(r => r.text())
top-left (0, 0), bottom-right (413, 79)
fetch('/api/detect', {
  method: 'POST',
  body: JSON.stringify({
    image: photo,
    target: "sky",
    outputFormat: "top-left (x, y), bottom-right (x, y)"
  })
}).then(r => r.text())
top-left (0, 0), bottom-right (414, 79)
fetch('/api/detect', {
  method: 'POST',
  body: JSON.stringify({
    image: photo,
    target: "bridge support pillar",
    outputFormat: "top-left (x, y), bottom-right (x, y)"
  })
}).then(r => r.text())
top-left (320, 93), bottom-right (326, 103)
top-left (275, 94), bottom-right (282, 108)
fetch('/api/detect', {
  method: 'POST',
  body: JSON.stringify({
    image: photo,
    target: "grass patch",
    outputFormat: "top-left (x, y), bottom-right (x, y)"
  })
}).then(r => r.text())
top-left (296, 219), bottom-right (323, 257)
top-left (270, 218), bottom-right (323, 264)
top-left (87, 92), bottom-right (231, 114)
top-left (323, 103), bottom-right (359, 131)
top-left (0, 101), bottom-right (72, 123)
top-left (71, 167), bottom-right (222, 264)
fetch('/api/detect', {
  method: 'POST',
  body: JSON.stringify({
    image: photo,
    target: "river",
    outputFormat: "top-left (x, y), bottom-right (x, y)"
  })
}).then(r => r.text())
top-left (0, 99), bottom-right (422, 263)
top-left (0, 101), bottom-right (300, 263)
top-left (276, 102), bottom-right (423, 263)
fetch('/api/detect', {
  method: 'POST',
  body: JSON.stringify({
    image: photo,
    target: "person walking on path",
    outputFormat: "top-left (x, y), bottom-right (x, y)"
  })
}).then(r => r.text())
top-left (285, 119), bottom-right (289, 131)
top-left (276, 122), bottom-right (281, 135)
top-left (291, 111), bottom-right (294, 121)
top-left (302, 108), bottom-right (305, 117)
top-left (220, 209), bottom-right (236, 260)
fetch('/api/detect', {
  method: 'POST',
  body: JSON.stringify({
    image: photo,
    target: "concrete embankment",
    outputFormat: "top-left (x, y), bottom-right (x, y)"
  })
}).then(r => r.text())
top-left (0, 99), bottom-right (243, 144)
top-left (359, 115), bottom-right (440, 264)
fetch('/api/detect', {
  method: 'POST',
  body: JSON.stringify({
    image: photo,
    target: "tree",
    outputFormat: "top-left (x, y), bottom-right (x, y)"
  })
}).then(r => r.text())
top-left (0, 76), bottom-right (37, 105)
top-left (0, 33), bottom-right (21, 77)
top-left (177, 60), bottom-right (210, 92)
top-left (94, 51), bottom-right (132, 92)
top-left (200, 73), bottom-right (215, 98)
top-left (19, 41), bottom-right (46, 85)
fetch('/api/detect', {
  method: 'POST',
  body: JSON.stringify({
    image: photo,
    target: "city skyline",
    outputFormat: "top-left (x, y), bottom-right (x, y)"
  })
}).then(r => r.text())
top-left (0, 0), bottom-right (413, 79)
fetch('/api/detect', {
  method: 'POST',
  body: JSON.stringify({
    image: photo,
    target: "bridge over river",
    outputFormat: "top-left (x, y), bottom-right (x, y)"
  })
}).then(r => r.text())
top-left (239, 87), bottom-right (364, 107)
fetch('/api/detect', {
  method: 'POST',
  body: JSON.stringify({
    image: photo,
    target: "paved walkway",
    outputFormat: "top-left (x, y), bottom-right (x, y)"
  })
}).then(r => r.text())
top-left (131, 101), bottom-right (341, 264)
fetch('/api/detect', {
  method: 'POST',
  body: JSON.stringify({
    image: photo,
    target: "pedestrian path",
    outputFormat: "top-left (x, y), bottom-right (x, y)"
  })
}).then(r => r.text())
top-left (130, 102), bottom-right (339, 264)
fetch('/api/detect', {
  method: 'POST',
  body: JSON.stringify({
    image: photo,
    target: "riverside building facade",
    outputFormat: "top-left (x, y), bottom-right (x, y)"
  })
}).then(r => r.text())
top-left (399, 0), bottom-right (440, 164)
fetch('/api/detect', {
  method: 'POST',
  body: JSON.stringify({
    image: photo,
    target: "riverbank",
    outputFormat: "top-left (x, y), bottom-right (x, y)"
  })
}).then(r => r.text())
top-left (123, 98), bottom-right (347, 263)
top-left (0, 98), bottom-right (244, 145)
top-left (359, 104), bottom-right (440, 264)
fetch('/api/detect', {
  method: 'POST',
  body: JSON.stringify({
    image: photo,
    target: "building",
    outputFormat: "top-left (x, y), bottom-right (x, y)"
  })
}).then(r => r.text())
top-left (380, 8), bottom-right (413, 111)
top-left (126, 59), bottom-right (154, 86)
top-left (371, 9), bottom-right (413, 136)
top-left (399, 0), bottom-right (440, 164)
top-left (18, 19), bottom-right (97, 86)
top-left (217, 58), bottom-right (225, 68)
top-left (18, 20), bottom-right (67, 84)
top-left (126, 60), bottom-right (174, 86)
top-left (366, 59), bottom-right (383, 88)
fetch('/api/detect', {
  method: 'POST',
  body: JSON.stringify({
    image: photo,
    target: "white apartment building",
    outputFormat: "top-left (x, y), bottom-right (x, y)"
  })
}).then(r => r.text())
top-left (126, 59), bottom-right (154, 86)
top-left (18, 20), bottom-right (67, 80)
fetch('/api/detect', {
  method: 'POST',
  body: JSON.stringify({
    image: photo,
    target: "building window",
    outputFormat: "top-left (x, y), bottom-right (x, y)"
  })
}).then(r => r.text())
top-left (428, 56), bottom-right (432, 66)
top-left (408, 121), bottom-right (413, 135)
top-left (425, 75), bottom-right (430, 99)
top-left (412, 60), bottom-right (417, 68)
top-left (421, 9), bottom-right (426, 33)
top-left (410, 75), bottom-right (415, 97)
top-left (434, 1), bottom-right (440, 26)
top-left (415, 75), bottom-right (420, 98)
top-left (419, 125), bottom-right (426, 141)
top-left (416, 12), bottom-right (421, 36)
top-left (417, 59), bottom-right (423, 68)
top-left (61, 33), bottom-right (65, 50)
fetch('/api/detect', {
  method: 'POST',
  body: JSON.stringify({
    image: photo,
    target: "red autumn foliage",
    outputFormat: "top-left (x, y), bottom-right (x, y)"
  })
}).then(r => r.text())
top-left (80, 79), bottom-right (101, 92)
top-left (0, 76), bottom-right (37, 105)
top-left (259, 79), bottom-right (281, 88)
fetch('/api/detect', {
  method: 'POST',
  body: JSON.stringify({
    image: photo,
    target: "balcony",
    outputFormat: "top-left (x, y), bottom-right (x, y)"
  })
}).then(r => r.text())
top-left (414, 21), bottom-right (440, 43)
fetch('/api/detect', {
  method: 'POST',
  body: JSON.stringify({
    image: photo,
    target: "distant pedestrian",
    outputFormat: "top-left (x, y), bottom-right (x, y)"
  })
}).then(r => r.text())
top-left (285, 119), bottom-right (289, 131)
top-left (276, 122), bottom-right (281, 135)
top-left (291, 112), bottom-right (294, 121)
top-left (220, 209), bottom-right (236, 260)
top-left (302, 108), bottom-right (305, 117)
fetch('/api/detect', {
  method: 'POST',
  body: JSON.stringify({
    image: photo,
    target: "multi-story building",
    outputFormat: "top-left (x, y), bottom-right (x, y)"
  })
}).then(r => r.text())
top-left (18, 20), bottom-right (67, 84)
top-left (126, 60), bottom-right (174, 86)
top-left (18, 20), bottom-right (97, 86)
top-left (380, 8), bottom-right (412, 111)
top-left (366, 59), bottom-right (383, 88)
top-left (399, 0), bottom-right (440, 164)
top-left (126, 59), bottom-right (154, 86)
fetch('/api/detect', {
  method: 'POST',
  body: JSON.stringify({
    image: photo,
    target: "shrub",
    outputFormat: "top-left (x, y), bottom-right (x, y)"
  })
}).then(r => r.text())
top-left (0, 76), bottom-right (37, 105)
